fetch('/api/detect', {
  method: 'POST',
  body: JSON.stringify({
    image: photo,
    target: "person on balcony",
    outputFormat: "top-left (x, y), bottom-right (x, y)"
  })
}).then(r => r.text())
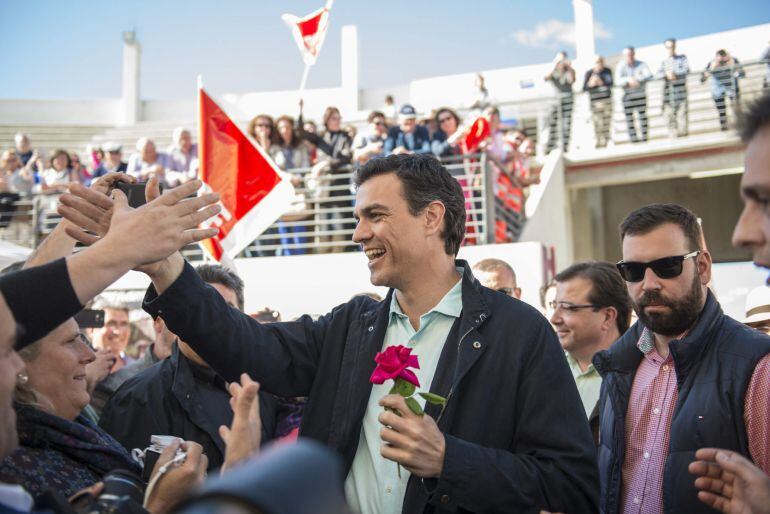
top-left (616, 46), bottom-right (652, 143)
top-left (701, 49), bottom-right (745, 131)
top-left (659, 38), bottom-right (690, 138)
top-left (545, 51), bottom-right (576, 152)
top-left (583, 55), bottom-right (614, 148)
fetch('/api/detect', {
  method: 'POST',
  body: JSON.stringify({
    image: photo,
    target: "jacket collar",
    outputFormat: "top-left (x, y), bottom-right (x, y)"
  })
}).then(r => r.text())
top-left (594, 289), bottom-right (723, 379)
top-left (360, 259), bottom-right (491, 330)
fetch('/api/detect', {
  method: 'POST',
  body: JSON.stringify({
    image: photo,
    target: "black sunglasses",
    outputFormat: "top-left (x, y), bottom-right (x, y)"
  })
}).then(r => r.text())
top-left (616, 250), bottom-right (700, 283)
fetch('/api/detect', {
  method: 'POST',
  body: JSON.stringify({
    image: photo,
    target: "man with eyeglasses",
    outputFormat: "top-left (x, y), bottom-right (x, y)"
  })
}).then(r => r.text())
top-left (551, 262), bottom-right (631, 444)
top-left (472, 258), bottom-right (521, 299)
top-left (593, 203), bottom-right (770, 514)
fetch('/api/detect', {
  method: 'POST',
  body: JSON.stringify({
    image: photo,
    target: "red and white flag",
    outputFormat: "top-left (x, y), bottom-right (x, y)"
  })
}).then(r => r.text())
top-left (282, 0), bottom-right (334, 66)
top-left (197, 87), bottom-right (295, 263)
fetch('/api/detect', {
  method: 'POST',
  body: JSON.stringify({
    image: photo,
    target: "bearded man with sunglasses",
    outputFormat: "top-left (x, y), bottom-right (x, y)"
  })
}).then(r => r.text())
top-left (593, 203), bottom-right (770, 514)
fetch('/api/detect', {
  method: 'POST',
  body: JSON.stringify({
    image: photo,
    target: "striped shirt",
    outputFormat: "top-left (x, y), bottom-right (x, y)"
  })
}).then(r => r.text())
top-left (621, 327), bottom-right (770, 514)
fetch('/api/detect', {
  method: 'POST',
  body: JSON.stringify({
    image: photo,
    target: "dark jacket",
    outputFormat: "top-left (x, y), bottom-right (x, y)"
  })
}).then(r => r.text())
top-left (384, 125), bottom-right (432, 155)
top-left (143, 260), bottom-right (599, 513)
top-left (593, 291), bottom-right (770, 514)
top-left (90, 343), bottom-right (162, 414)
top-left (583, 68), bottom-right (613, 102)
top-left (99, 344), bottom-right (277, 472)
top-left (0, 258), bottom-right (82, 350)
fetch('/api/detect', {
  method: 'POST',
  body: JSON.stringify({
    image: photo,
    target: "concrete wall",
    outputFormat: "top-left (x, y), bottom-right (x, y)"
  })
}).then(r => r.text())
top-left (0, 99), bottom-right (121, 125)
top-left (599, 173), bottom-right (751, 263)
top-left (519, 150), bottom-right (575, 270)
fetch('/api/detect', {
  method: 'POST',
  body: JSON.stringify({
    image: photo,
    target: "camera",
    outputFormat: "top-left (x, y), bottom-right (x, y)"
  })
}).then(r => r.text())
top-left (68, 469), bottom-right (146, 514)
top-left (134, 435), bottom-right (186, 482)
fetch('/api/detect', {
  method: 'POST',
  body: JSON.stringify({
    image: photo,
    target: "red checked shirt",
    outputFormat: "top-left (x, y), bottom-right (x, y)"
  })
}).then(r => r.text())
top-left (621, 327), bottom-right (770, 514)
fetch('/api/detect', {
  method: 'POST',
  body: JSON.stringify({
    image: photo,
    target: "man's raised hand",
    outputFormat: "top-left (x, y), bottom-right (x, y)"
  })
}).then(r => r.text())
top-left (58, 177), bottom-right (221, 269)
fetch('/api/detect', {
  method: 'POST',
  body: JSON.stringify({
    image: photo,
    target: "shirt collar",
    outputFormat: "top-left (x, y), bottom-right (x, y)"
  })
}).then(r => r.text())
top-left (565, 352), bottom-right (597, 376)
top-left (636, 326), bottom-right (692, 356)
top-left (390, 268), bottom-right (464, 321)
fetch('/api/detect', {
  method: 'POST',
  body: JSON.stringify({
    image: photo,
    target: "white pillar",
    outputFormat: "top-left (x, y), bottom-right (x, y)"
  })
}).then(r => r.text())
top-left (340, 25), bottom-right (359, 116)
top-left (120, 30), bottom-right (141, 126)
top-left (572, 0), bottom-right (596, 73)
top-left (571, 0), bottom-right (597, 152)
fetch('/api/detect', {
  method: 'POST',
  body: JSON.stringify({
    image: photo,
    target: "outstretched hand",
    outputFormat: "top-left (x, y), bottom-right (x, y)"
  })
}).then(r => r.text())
top-left (219, 373), bottom-right (262, 473)
top-left (58, 177), bottom-right (221, 270)
top-left (689, 448), bottom-right (770, 514)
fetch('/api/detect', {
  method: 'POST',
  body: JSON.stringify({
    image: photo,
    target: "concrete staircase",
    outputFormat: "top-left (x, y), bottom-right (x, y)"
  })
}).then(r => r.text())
top-left (0, 124), bottom-right (110, 157)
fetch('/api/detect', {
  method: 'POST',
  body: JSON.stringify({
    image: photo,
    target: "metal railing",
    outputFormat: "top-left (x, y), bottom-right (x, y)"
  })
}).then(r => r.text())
top-left (541, 60), bottom-right (769, 152)
top-left (0, 153), bottom-right (530, 262)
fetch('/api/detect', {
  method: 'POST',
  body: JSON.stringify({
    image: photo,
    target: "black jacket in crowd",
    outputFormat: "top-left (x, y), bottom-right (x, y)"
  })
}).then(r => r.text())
top-left (143, 259), bottom-right (599, 513)
top-left (593, 290), bottom-right (770, 513)
top-left (99, 343), bottom-right (277, 471)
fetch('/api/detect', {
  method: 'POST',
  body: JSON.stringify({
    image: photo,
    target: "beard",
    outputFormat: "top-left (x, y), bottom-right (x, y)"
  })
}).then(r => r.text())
top-left (633, 273), bottom-right (704, 336)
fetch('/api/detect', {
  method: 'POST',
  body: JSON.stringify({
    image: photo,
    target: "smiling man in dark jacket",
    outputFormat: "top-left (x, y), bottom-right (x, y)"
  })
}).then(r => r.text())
top-left (71, 154), bottom-right (597, 513)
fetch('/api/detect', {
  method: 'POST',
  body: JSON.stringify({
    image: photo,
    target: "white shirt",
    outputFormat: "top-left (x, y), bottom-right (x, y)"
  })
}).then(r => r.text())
top-left (345, 273), bottom-right (463, 514)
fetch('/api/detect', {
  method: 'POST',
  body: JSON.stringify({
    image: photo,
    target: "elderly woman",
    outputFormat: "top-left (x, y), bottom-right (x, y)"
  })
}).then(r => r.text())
top-left (0, 318), bottom-right (141, 497)
top-left (127, 138), bottom-right (173, 185)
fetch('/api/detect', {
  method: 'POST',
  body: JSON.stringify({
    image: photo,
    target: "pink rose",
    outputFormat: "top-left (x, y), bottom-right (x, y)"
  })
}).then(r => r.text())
top-left (369, 345), bottom-right (420, 387)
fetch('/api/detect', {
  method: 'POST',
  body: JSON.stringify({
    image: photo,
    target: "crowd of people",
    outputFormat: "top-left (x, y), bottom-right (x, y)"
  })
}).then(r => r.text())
top-left (0, 91), bottom-right (768, 514)
top-left (544, 39), bottom-right (770, 149)
top-left (0, 99), bottom-right (540, 253)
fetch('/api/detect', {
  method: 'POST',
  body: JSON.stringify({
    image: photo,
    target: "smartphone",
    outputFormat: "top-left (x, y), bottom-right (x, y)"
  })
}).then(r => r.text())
top-left (74, 309), bottom-right (105, 329)
top-left (116, 182), bottom-right (163, 208)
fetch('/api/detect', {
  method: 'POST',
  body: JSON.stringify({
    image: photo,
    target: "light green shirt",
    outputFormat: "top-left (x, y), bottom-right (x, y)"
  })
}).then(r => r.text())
top-left (345, 272), bottom-right (463, 514)
top-left (566, 352), bottom-right (602, 418)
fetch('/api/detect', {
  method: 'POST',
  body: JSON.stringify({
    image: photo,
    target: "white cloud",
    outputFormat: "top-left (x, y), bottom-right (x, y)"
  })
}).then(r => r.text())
top-left (507, 19), bottom-right (612, 49)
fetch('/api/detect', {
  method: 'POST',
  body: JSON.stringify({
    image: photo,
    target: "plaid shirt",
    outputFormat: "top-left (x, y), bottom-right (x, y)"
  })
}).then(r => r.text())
top-left (621, 327), bottom-right (770, 514)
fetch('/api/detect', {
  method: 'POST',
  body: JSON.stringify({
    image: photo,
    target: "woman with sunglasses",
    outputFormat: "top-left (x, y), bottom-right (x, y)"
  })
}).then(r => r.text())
top-left (430, 107), bottom-right (464, 158)
top-left (353, 110), bottom-right (388, 166)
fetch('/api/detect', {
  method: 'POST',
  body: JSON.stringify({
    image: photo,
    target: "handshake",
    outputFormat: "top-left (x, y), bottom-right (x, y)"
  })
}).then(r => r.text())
top-left (56, 173), bottom-right (221, 293)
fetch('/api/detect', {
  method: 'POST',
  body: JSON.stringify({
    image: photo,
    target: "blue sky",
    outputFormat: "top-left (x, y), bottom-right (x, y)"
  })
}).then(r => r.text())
top-left (0, 0), bottom-right (768, 100)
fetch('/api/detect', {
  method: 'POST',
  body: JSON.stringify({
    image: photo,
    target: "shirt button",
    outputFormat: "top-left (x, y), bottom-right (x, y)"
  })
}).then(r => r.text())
top-left (644, 451), bottom-right (650, 459)
top-left (633, 497), bottom-right (641, 504)
top-left (662, 365), bottom-right (669, 371)
top-left (472, 341), bottom-right (481, 349)
top-left (440, 495), bottom-right (450, 504)
top-left (385, 486), bottom-right (392, 494)
top-left (368, 326), bottom-right (374, 332)
top-left (408, 340), bottom-right (416, 347)
top-left (653, 408), bottom-right (661, 415)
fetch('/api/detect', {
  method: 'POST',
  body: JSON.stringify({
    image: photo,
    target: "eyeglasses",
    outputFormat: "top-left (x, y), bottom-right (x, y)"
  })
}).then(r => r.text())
top-left (373, 121), bottom-right (385, 126)
top-left (548, 301), bottom-right (601, 313)
top-left (616, 250), bottom-right (700, 283)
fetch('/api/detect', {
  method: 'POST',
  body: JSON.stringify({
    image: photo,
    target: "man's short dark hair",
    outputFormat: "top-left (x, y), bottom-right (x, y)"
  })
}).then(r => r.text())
top-left (555, 261), bottom-right (632, 334)
top-left (354, 154), bottom-right (466, 256)
top-left (620, 203), bottom-right (703, 252)
top-left (195, 265), bottom-right (245, 311)
top-left (739, 91), bottom-right (770, 143)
